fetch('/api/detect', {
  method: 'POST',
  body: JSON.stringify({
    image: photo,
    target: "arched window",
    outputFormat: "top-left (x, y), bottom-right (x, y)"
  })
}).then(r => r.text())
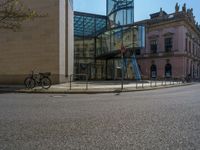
top-left (150, 64), bottom-right (157, 78)
top-left (165, 63), bottom-right (172, 78)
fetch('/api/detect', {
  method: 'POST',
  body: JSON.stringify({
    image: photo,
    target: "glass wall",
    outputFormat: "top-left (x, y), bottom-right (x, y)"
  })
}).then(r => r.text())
top-left (74, 12), bottom-right (107, 79)
top-left (74, 3), bottom-right (145, 80)
top-left (94, 24), bottom-right (145, 80)
top-left (107, 0), bottom-right (134, 28)
top-left (95, 25), bottom-right (145, 57)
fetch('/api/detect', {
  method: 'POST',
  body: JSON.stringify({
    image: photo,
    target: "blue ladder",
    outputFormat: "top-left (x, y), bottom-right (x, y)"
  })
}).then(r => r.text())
top-left (131, 55), bottom-right (141, 80)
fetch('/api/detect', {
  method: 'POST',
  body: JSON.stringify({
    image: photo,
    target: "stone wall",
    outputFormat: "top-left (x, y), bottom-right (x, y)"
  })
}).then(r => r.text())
top-left (0, 0), bottom-right (73, 84)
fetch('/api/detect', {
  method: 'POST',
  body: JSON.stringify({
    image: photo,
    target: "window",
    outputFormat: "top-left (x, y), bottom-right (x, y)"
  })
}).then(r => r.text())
top-left (150, 64), bottom-right (157, 79)
top-left (165, 38), bottom-right (173, 52)
top-left (193, 43), bottom-right (195, 55)
top-left (135, 48), bottom-right (141, 55)
top-left (150, 40), bottom-right (157, 54)
top-left (185, 38), bottom-right (188, 51)
top-left (165, 63), bottom-right (172, 78)
top-left (189, 41), bottom-right (191, 53)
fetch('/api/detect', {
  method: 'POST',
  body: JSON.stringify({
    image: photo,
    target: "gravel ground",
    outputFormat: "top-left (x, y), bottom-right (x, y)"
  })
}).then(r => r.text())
top-left (0, 84), bottom-right (200, 150)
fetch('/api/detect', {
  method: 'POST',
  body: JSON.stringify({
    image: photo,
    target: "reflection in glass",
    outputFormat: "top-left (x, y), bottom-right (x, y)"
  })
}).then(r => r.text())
top-left (107, 0), bottom-right (134, 28)
top-left (74, 1), bottom-right (147, 80)
top-left (95, 25), bottom-right (145, 57)
top-left (123, 27), bottom-right (133, 48)
top-left (74, 12), bottom-right (107, 79)
top-left (102, 32), bottom-right (111, 54)
top-left (134, 26), bottom-right (145, 48)
top-left (111, 28), bottom-right (122, 51)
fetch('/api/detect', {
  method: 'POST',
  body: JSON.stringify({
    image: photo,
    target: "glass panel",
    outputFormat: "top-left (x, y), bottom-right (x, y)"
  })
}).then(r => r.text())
top-left (111, 28), bottom-right (122, 51)
top-left (102, 31), bottom-right (111, 54)
top-left (84, 16), bottom-right (95, 37)
top-left (95, 25), bottom-right (146, 57)
top-left (83, 38), bottom-right (95, 58)
top-left (74, 13), bottom-right (107, 37)
top-left (123, 27), bottom-right (133, 48)
top-left (74, 36), bottom-right (83, 75)
top-left (115, 9), bottom-right (125, 26)
top-left (96, 35), bottom-right (102, 56)
top-left (134, 26), bottom-right (145, 48)
top-left (107, 0), bottom-right (134, 28)
top-left (96, 18), bottom-right (107, 35)
top-left (107, 0), bottom-right (115, 15)
top-left (127, 9), bottom-right (134, 25)
top-left (74, 15), bottom-right (84, 37)
top-left (107, 59), bottom-right (115, 79)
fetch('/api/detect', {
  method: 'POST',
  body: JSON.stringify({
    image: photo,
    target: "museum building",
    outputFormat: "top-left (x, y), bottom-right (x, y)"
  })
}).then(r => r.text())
top-left (74, 0), bottom-right (145, 80)
top-left (136, 4), bottom-right (200, 80)
top-left (74, 2), bottom-right (200, 80)
top-left (1, 0), bottom-right (200, 85)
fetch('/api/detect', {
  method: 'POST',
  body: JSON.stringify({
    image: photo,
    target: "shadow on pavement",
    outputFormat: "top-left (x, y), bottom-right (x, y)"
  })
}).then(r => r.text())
top-left (0, 86), bottom-right (25, 94)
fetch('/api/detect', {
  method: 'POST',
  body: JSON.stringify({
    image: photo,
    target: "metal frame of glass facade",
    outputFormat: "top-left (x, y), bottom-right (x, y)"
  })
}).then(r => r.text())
top-left (74, 12), bottom-right (107, 79)
top-left (74, 12), bottom-right (107, 37)
top-left (74, 0), bottom-right (145, 80)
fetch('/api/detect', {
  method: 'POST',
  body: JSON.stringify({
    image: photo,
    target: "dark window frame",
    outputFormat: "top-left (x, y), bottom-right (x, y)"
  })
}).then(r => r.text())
top-left (165, 63), bottom-right (172, 78)
top-left (165, 37), bottom-right (173, 52)
top-left (185, 38), bottom-right (188, 51)
top-left (150, 64), bottom-right (157, 79)
top-left (150, 40), bottom-right (157, 54)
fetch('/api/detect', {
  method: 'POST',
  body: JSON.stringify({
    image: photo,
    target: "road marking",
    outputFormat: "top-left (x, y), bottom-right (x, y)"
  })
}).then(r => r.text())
top-left (51, 95), bottom-right (65, 98)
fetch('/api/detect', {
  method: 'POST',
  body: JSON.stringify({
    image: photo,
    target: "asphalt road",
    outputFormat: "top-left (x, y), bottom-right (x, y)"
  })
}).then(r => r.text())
top-left (0, 84), bottom-right (200, 150)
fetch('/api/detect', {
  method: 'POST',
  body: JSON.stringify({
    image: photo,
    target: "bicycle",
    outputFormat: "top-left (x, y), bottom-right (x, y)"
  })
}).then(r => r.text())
top-left (24, 71), bottom-right (52, 89)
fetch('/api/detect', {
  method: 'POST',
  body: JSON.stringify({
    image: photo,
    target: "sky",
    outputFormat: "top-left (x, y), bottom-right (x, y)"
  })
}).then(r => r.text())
top-left (74, 0), bottom-right (200, 23)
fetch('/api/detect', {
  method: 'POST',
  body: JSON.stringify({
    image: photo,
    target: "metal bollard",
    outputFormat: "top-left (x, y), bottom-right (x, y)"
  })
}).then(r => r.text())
top-left (70, 74), bottom-right (72, 90)
top-left (136, 80), bottom-right (138, 89)
top-left (86, 75), bottom-right (88, 90)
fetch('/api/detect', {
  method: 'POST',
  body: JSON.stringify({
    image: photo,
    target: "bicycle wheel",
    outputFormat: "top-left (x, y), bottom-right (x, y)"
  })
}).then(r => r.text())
top-left (41, 77), bottom-right (51, 89)
top-left (24, 77), bottom-right (35, 89)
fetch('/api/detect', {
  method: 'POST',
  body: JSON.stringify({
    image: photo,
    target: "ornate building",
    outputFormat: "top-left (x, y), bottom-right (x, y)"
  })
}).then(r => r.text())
top-left (137, 3), bottom-right (200, 80)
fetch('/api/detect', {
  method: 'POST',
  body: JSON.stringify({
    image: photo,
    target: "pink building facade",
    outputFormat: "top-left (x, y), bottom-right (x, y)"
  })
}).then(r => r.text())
top-left (137, 4), bottom-right (200, 80)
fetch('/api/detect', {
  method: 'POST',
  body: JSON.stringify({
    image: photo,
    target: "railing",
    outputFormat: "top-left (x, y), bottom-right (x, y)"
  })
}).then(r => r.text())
top-left (134, 77), bottom-right (184, 89)
top-left (69, 74), bottom-right (88, 90)
top-left (68, 76), bottom-right (187, 91)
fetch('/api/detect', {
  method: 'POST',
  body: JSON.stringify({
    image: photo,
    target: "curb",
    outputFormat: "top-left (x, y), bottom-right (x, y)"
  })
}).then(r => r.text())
top-left (7, 83), bottom-right (193, 94)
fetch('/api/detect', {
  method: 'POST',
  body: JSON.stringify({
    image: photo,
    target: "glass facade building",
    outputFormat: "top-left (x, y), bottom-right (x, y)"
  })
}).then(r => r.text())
top-left (74, 0), bottom-right (145, 80)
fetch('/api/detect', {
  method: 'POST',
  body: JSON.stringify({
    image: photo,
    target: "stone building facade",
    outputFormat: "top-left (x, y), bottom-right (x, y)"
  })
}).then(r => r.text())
top-left (0, 0), bottom-right (74, 84)
top-left (137, 4), bottom-right (200, 80)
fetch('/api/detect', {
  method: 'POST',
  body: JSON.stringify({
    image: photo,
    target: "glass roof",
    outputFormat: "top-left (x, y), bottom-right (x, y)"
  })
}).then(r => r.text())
top-left (74, 12), bottom-right (107, 37)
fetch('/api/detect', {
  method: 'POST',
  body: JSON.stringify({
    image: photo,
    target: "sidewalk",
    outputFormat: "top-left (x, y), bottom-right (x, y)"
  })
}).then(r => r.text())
top-left (0, 80), bottom-right (192, 94)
